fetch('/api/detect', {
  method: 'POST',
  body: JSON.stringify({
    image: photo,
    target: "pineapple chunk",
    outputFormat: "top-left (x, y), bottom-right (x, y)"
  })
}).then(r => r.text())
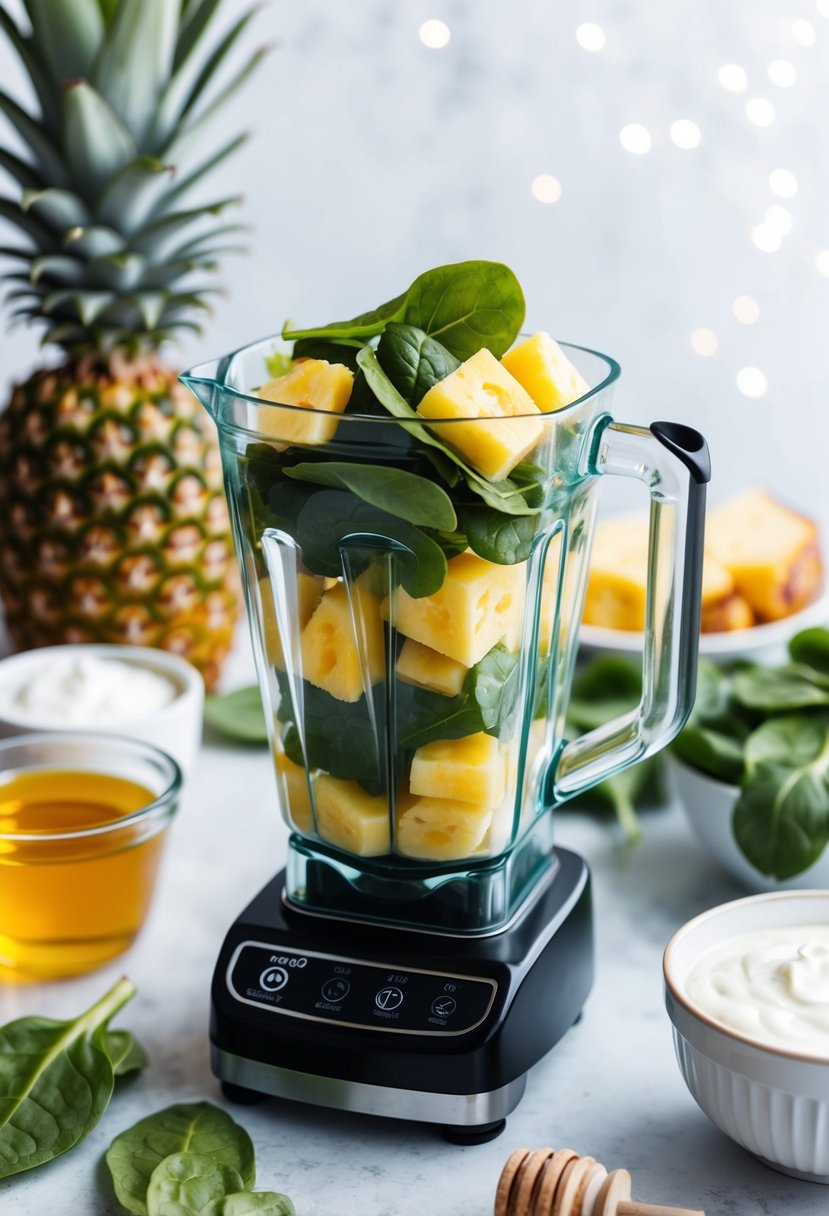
top-left (258, 572), bottom-right (325, 668)
top-left (417, 348), bottom-right (543, 481)
top-left (396, 638), bottom-right (468, 697)
top-left (701, 593), bottom-right (754, 633)
top-left (300, 582), bottom-right (385, 702)
top-left (706, 489), bottom-right (823, 621)
top-left (257, 358), bottom-right (353, 446)
top-left (397, 795), bottom-right (492, 861)
top-left (583, 516), bottom-right (743, 633)
top-left (410, 732), bottom-right (505, 807)
top-left (501, 332), bottom-right (590, 413)
top-left (383, 551), bottom-right (523, 666)
top-left (275, 752), bottom-right (313, 834)
top-left (315, 775), bottom-right (390, 856)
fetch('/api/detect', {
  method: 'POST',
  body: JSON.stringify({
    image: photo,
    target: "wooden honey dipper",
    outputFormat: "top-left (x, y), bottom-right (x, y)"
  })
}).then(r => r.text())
top-left (495, 1148), bottom-right (705, 1216)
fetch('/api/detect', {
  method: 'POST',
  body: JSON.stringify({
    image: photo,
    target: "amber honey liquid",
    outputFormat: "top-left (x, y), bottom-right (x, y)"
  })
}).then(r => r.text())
top-left (0, 769), bottom-right (167, 981)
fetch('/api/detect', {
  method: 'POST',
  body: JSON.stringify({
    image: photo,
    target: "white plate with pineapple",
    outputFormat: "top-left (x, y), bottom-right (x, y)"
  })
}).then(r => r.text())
top-left (580, 488), bottom-right (828, 663)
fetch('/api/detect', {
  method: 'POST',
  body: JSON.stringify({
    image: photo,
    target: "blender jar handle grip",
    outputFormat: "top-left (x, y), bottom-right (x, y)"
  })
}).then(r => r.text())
top-left (552, 419), bottom-right (711, 801)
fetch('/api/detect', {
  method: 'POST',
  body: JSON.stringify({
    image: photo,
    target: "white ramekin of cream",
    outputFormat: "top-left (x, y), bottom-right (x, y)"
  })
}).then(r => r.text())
top-left (0, 644), bottom-right (203, 774)
top-left (664, 891), bottom-right (829, 1183)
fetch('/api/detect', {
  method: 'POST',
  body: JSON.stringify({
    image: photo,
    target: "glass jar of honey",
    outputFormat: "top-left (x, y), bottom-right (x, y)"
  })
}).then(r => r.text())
top-left (0, 733), bottom-right (181, 981)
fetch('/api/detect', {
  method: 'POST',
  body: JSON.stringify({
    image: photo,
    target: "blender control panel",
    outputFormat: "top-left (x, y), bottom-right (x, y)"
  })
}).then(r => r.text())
top-left (226, 940), bottom-right (498, 1036)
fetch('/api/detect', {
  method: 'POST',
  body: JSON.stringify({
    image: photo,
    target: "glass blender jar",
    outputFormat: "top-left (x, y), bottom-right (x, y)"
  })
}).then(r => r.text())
top-left (184, 335), bottom-right (708, 1138)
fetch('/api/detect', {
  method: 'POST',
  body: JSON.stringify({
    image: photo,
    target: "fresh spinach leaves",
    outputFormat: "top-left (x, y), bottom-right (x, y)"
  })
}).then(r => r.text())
top-left (282, 460), bottom-right (457, 530)
top-left (108, 1103), bottom-right (293, 1216)
top-left (283, 260), bottom-right (524, 360)
top-left (0, 978), bottom-right (141, 1179)
top-left (376, 322), bottom-right (460, 405)
top-left (674, 628), bottom-right (829, 878)
top-left (458, 503), bottom-right (538, 564)
top-left (205, 686), bottom-right (269, 744)
top-left (734, 713), bottom-right (829, 880)
top-left (397, 645), bottom-right (519, 749)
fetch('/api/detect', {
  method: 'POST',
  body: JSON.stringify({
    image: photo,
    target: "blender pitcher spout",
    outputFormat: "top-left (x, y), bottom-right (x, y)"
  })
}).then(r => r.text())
top-left (179, 358), bottom-right (222, 416)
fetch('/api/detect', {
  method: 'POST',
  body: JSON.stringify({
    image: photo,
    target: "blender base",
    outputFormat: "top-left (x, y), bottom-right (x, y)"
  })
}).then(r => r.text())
top-left (210, 846), bottom-right (592, 1141)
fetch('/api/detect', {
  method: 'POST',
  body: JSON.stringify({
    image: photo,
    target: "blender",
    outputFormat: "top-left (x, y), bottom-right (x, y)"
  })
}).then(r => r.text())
top-left (182, 336), bottom-right (709, 1141)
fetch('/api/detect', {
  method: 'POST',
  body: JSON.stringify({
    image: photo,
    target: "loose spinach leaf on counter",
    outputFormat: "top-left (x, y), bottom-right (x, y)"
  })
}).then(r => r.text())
top-left (733, 713), bottom-right (829, 880)
top-left (146, 1153), bottom-right (245, 1216)
top-left (0, 977), bottom-right (139, 1179)
top-left (205, 686), bottom-right (269, 744)
top-left (203, 1192), bottom-right (295, 1215)
top-left (267, 480), bottom-right (447, 598)
top-left (376, 322), bottom-right (460, 405)
top-left (282, 460), bottom-right (457, 530)
top-left (283, 259), bottom-right (525, 360)
top-left (104, 1029), bottom-right (148, 1077)
top-left (107, 1102), bottom-right (257, 1216)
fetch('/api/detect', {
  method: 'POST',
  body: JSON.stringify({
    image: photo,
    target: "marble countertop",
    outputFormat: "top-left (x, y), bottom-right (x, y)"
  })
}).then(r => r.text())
top-left (2, 654), bottom-right (827, 1216)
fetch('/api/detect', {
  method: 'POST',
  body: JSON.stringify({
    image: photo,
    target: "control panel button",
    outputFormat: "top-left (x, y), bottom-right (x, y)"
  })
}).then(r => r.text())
top-left (431, 995), bottom-right (457, 1018)
top-left (259, 965), bottom-right (289, 993)
top-left (321, 977), bottom-right (351, 1003)
top-left (375, 985), bottom-right (404, 1011)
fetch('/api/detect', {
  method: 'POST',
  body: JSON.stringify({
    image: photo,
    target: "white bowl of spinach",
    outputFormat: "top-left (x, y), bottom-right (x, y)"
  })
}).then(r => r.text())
top-left (671, 626), bottom-right (829, 889)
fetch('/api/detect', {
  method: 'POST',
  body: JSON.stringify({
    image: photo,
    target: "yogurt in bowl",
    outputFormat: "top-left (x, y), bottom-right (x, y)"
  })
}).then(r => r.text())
top-left (664, 891), bottom-right (829, 1183)
top-left (0, 644), bottom-right (203, 774)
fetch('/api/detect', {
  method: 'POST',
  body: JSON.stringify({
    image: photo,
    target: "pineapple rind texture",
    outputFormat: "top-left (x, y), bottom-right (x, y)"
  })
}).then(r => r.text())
top-left (0, 360), bottom-right (240, 688)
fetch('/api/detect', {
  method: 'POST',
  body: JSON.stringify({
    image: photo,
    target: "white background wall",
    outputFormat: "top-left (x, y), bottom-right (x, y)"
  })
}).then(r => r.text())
top-left (1, 0), bottom-right (828, 519)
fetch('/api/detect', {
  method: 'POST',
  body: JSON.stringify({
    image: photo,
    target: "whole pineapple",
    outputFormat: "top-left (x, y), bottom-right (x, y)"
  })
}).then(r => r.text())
top-left (0, 0), bottom-right (264, 687)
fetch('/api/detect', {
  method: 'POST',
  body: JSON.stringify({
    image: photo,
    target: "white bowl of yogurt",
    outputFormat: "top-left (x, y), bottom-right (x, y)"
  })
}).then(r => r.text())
top-left (664, 891), bottom-right (829, 1183)
top-left (0, 645), bottom-right (203, 775)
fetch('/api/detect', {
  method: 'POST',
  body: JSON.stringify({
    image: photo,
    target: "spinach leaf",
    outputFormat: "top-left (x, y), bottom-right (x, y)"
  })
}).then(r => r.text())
top-left (268, 481), bottom-right (447, 598)
top-left (568, 760), bottom-right (664, 844)
top-left (789, 626), bottom-right (829, 678)
top-left (376, 322), bottom-right (460, 405)
top-left (397, 646), bottom-right (519, 749)
top-left (357, 346), bottom-right (538, 517)
top-left (104, 1029), bottom-right (147, 1077)
top-left (733, 713), bottom-right (829, 879)
top-left (282, 260), bottom-right (525, 360)
top-left (277, 676), bottom-right (385, 793)
top-left (146, 1153), bottom-right (245, 1216)
top-left (403, 261), bottom-right (525, 359)
top-left (205, 686), bottom-right (268, 744)
top-left (282, 290), bottom-right (408, 344)
top-left (291, 337), bottom-right (362, 366)
top-left (733, 665), bottom-right (829, 712)
top-left (282, 460), bottom-right (457, 530)
top-left (107, 1102), bottom-right (256, 1216)
top-left (0, 977), bottom-right (136, 1179)
top-left (672, 661), bottom-right (750, 782)
top-left (204, 1194), bottom-right (295, 1216)
top-left (458, 502), bottom-right (537, 564)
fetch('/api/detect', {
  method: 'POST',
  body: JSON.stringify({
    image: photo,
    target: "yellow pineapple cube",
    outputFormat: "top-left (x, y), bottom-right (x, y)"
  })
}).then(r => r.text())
top-left (383, 551), bottom-right (523, 666)
top-left (501, 332), bottom-right (590, 413)
top-left (300, 582), bottom-right (385, 702)
top-left (257, 358), bottom-right (353, 446)
top-left (396, 795), bottom-right (492, 861)
top-left (410, 732), bottom-right (505, 807)
top-left (417, 348), bottom-right (543, 481)
top-left (315, 775), bottom-right (390, 856)
top-left (275, 752), bottom-right (313, 834)
top-left (258, 572), bottom-right (326, 668)
top-left (396, 638), bottom-right (468, 697)
top-left (706, 489), bottom-right (823, 621)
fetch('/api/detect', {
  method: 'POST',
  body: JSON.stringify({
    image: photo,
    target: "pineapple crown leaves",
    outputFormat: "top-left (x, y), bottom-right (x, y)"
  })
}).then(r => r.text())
top-left (0, 0), bottom-right (266, 354)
